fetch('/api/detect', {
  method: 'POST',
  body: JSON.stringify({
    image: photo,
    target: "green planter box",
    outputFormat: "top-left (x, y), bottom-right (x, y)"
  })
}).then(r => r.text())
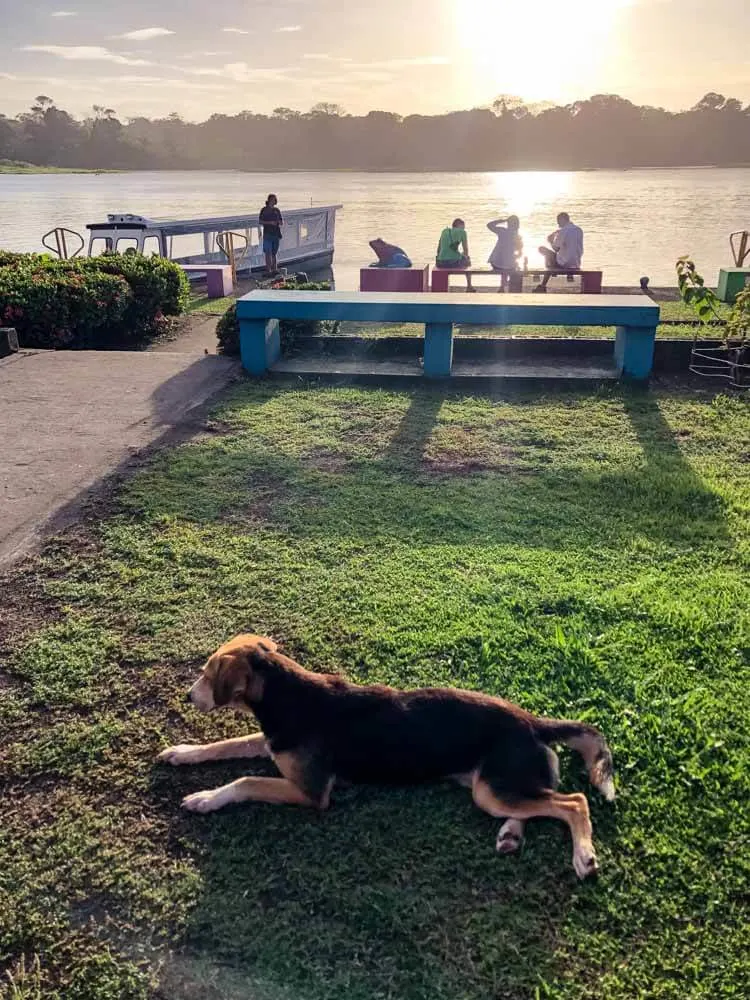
top-left (717, 267), bottom-right (750, 303)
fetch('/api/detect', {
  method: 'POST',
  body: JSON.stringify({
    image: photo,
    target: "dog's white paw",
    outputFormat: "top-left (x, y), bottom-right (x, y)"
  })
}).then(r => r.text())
top-left (158, 744), bottom-right (205, 766)
top-left (598, 778), bottom-right (616, 802)
top-left (572, 843), bottom-right (599, 880)
top-left (496, 820), bottom-right (524, 854)
top-left (181, 789), bottom-right (225, 813)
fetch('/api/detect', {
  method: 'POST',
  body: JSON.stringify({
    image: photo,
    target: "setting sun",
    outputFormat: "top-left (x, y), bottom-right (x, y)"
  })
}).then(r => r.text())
top-left (456, 0), bottom-right (632, 103)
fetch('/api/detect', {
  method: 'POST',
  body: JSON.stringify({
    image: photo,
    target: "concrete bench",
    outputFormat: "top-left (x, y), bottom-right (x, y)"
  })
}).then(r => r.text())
top-left (431, 268), bottom-right (603, 294)
top-left (180, 264), bottom-right (233, 298)
top-left (236, 291), bottom-right (659, 380)
top-left (360, 265), bottom-right (429, 292)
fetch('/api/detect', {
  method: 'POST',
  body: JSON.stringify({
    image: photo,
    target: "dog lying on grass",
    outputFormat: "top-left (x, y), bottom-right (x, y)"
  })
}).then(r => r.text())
top-left (158, 634), bottom-right (615, 879)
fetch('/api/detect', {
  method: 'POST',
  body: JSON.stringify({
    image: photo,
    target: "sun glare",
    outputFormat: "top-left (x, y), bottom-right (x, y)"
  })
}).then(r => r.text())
top-left (457, 0), bottom-right (631, 104)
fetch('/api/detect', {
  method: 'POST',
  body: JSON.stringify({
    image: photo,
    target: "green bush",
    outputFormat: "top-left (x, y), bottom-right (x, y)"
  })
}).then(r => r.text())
top-left (216, 278), bottom-right (335, 357)
top-left (0, 265), bottom-right (132, 349)
top-left (0, 251), bottom-right (190, 349)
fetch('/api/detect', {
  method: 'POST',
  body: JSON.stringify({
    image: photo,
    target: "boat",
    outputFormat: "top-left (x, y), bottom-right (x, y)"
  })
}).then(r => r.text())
top-left (83, 205), bottom-right (342, 275)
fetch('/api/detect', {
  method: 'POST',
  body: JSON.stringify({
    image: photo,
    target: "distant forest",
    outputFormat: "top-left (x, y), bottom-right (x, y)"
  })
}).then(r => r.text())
top-left (2, 93), bottom-right (750, 171)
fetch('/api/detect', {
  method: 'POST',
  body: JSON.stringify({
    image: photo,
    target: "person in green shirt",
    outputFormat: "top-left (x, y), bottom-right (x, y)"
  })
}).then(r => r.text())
top-left (435, 218), bottom-right (474, 290)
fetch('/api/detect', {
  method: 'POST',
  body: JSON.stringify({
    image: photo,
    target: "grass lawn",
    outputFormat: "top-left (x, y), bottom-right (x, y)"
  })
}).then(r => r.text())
top-left (187, 294), bottom-right (236, 316)
top-left (1, 382), bottom-right (749, 999)
top-left (335, 320), bottom-right (713, 340)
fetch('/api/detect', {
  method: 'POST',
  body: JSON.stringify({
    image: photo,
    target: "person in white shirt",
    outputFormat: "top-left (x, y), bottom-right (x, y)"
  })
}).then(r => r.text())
top-left (534, 212), bottom-right (584, 291)
top-left (487, 214), bottom-right (522, 290)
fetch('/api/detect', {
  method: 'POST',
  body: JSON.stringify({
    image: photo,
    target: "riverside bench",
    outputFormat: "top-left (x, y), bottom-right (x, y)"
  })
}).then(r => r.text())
top-left (236, 291), bottom-right (660, 380)
top-left (430, 267), bottom-right (603, 294)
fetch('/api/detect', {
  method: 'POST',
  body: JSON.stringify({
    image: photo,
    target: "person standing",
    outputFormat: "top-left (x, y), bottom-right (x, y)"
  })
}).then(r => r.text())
top-left (435, 218), bottom-right (474, 290)
top-left (259, 193), bottom-right (283, 275)
top-left (534, 212), bottom-right (584, 291)
top-left (487, 214), bottom-right (522, 290)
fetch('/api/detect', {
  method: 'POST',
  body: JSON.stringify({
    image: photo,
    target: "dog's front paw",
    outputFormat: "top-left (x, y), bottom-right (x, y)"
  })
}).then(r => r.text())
top-left (572, 843), bottom-right (599, 880)
top-left (157, 744), bottom-right (205, 766)
top-left (496, 819), bottom-right (524, 854)
top-left (181, 789), bottom-right (225, 813)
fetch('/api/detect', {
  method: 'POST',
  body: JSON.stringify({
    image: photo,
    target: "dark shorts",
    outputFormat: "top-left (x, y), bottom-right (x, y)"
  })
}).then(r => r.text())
top-left (263, 233), bottom-right (281, 254)
top-left (435, 256), bottom-right (469, 269)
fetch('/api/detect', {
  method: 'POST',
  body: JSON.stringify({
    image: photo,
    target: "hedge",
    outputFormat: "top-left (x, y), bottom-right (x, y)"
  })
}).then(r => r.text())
top-left (217, 279), bottom-right (335, 357)
top-left (0, 252), bottom-right (190, 350)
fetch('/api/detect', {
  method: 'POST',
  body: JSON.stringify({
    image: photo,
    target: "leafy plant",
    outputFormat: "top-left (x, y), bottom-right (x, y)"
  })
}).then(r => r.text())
top-left (216, 277), bottom-right (336, 357)
top-left (676, 256), bottom-right (750, 386)
top-left (676, 256), bottom-right (749, 347)
top-left (0, 263), bottom-right (131, 349)
top-left (0, 251), bottom-right (189, 349)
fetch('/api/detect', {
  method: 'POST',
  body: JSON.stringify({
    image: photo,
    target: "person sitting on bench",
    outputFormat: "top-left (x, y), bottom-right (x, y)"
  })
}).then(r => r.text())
top-left (369, 238), bottom-right (412, 268)
top-left (534, 212), bottom-right (584, 292)
top-left (435, 218), bottom-right (474, 290)
top-left (487, 214), bottom-right (522, 290)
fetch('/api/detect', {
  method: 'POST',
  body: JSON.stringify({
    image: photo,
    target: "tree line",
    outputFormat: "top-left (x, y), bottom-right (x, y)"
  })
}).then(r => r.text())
top-left (1, 93), bottom-right (749, 171)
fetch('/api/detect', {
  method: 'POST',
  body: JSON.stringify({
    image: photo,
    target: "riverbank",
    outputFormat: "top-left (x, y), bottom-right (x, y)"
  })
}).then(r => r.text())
top-left (0, 160), bottom-right (118, 174)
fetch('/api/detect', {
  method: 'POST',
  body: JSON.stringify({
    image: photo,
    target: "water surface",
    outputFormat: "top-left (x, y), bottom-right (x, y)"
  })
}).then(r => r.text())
top-left (1, 168), bottom-right (747, 289)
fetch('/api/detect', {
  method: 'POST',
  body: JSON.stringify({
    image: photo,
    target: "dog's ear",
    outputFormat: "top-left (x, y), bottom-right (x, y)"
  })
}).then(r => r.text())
top-left (212, 654), bottom-right (250, 707)
top-left (212, 651), bottom-right (266, 706)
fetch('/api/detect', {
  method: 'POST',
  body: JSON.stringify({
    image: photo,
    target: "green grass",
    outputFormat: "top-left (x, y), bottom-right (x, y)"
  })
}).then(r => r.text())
top-left (336, 320), bottom-right (715, 340)
top-left (1, 383), bottom-right (749, 999)
top-left (187, 293), bottom-right (236, 315)
top-left (656, 299), bottom-right (730, 322)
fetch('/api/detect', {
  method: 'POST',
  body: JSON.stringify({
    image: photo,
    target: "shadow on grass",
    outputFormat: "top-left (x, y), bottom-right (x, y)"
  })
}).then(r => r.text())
top-left (150, 759), bottom-right (589, 1000)
top-left (128, 385), bottom-right (730, 551)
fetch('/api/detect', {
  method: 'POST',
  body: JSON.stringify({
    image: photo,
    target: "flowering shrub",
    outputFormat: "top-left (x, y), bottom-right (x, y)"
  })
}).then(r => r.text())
top-left (0, 252), bottom-right (189, 349)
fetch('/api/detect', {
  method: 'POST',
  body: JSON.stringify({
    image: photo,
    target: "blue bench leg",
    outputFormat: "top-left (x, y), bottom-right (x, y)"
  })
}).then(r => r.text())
top-left (239, 318), bottom-right (281, 375)
top-left (423, 322), bottom-right (453, 377)
top-left (615, 325), bottom-right (657, 380)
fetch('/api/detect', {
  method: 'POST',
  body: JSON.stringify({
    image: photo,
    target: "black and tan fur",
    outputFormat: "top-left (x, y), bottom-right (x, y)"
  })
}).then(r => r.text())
top-left (158, 634), bottom-right (615, 878)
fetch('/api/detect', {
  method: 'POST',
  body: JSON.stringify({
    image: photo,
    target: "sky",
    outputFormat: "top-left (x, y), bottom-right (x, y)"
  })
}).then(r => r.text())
top-left (0, 0), bottom-right (748, 121)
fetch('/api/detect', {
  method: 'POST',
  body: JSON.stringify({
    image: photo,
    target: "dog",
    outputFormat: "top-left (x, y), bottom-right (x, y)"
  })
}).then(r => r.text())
top-left (158, 634), bottom-right (615, 879)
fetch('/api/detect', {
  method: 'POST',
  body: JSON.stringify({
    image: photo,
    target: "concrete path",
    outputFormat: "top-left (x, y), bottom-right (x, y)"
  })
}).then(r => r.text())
top-left (0, 348), bottom-right (238, 567)
top-left (150, 312), bottom-right (225, 355)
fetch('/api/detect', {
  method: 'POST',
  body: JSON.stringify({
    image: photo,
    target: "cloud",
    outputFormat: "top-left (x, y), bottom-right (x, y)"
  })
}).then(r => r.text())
top-left (222, 27), bottom-right (249, 34)
top-left (369, 56), bottom-right (450, 68)
top-left (189, 61), bottom-right (295, 83)
top-left (303, 54), bottom-right (447, 70)
top-left (50, 10), bottom-right (77, 16)
top-left (277, 25), bottom-right (302, 32)
top-left (3, 72), bottom-right (234, 93)
top-left (116, 28), bottom-right (175, 41)
top-left (21, 45), bottom-right (151, 67)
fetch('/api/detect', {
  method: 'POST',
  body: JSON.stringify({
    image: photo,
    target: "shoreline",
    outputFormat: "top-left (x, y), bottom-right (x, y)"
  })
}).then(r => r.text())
top-left (0, 161), bottom-right (120, 174)
top-left (1, 163), bottom-right (749, 175)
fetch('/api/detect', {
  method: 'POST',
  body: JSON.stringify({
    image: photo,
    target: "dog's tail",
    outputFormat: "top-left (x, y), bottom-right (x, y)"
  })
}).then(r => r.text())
top-left (533, 718), bottom-right (615, 801)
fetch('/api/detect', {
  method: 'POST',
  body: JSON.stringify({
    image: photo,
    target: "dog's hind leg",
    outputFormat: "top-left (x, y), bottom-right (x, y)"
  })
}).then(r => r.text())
top-left (472, 776), bottom-right (598, 879)
top-left (158, 733), bottom-right (269, 766)
top-left (535, 720), bottom-right (615, 801)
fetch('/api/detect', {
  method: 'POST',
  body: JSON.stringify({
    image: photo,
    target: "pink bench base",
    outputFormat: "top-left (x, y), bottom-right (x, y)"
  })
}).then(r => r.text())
top-left (360, 266), bottom-right (429, 292)
top-left (181, 264), bottom-right (233, 298)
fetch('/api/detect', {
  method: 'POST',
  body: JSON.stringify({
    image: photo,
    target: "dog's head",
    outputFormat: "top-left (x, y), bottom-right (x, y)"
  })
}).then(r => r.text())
top-left (187, 634), bottom-right (278, 713)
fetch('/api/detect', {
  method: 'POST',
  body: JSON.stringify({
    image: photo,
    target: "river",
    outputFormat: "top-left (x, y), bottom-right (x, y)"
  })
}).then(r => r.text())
top-left (1, 167), bottom-right (747, 289)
